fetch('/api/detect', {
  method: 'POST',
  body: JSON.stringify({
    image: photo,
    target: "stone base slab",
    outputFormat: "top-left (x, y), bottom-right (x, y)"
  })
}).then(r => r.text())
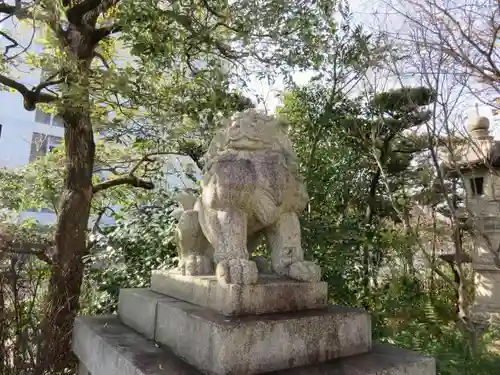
top-left (73, 315), bottom-right (436, 375)
top-left (118, 288), bottom-right (371, 375)
top-left (118, 288), bottom-right (173, 340)
top-left (78, 363), bottom-right (90, 375)
top-left (150, 270), bottom-right (328, 316)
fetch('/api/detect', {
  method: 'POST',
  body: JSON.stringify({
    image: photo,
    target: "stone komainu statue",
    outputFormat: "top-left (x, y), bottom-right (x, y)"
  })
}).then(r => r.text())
top-left (173, 109), bottom-right (321, 285)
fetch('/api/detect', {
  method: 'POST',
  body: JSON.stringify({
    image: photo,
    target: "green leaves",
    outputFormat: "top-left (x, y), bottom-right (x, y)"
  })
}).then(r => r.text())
top-left (82, 189), bottom-right (178, 314)
top-left (371, 87), bottom-right (437, 115)
top-left (0, 151), bottom-right (64, 214)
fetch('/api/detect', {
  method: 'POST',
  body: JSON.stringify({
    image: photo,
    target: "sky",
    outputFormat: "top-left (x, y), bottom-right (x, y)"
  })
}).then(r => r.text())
top-left (244, 0), bottom-right (387, 112)
top-left (1, 0), bottom-right (496, 134)
top-left (245, 0), bottom-right (497, 133)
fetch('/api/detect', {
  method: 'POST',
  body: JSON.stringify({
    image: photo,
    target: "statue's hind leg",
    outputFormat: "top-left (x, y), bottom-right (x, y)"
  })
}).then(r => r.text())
top-left (265, 212), bottom-right (321, 282)
top-left (175, 209), bottom-right (214, 275)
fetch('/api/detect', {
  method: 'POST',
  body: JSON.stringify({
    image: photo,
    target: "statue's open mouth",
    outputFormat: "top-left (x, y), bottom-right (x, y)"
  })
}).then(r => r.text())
top-left (227, 135), bottom-right (268, 149)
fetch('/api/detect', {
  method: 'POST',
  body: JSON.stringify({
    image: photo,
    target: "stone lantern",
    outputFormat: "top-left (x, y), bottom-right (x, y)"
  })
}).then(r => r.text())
top-left (444, 108), bottom-right (500, 324)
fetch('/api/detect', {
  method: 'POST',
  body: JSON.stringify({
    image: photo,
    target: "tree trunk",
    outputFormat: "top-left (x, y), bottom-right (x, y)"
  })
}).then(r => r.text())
top-left (362, 134), bottom-right (396, 308)
top-left (362, 168), bottom-right (381, 307)
top-left (36, 27), bottom-right (96, 374)
top-left (11, 257), bottom-right (24, 372)
top-left (0, 271), bottom-right (5, 374)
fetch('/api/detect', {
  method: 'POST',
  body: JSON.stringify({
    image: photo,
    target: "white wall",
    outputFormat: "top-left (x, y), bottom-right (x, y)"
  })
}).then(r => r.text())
top-left (0, 99), bottom-right (64, 168)
top-left (0, 16), bottom-right (61, 168)
top-left (0, 20), bottom-right (64, 225)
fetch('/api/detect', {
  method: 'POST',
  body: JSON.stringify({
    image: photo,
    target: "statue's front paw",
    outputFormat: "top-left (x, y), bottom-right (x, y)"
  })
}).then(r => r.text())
top-left (288, 261), bottom-right (321, 282)
top-left (179, 255), bottom-right (213, 276)
top-left (216, 259), bottom-right (259, 285)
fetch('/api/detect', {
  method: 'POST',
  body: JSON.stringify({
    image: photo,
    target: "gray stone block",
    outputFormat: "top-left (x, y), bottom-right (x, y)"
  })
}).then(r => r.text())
top-left (154, 297), bottom-right (372, 375)
top-left (270, 344), bottom-right (436, 374)
top-left (72, 316), bottom-right (436, 375)
top-left (150, 270), bottom-right (328, 316)
top-left (118, 288), bottom-right (178, 340)
top-left (73, 316), bottom-right (199, 375)
top-left (78, 362), bottom-right (90, 375)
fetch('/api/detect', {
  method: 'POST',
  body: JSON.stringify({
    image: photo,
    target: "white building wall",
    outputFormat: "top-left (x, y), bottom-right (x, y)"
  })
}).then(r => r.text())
top-left (0, 99), bottom-right (64, 168)
top-left (0, 15), bottom-right (61, 168)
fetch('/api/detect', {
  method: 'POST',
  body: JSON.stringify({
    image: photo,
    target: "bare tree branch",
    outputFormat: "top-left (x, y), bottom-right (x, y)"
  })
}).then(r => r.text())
top-left (0, 74), bottom-right (30, 96)
top-left (433, 2), bottom-right (500, 81)
top-left (387, 0), bottom-right (500, 103)
top-left (92, 23), bottom-right (121, 42)
top-left (0, 30), bottom-right (20, 56)
top-left (92, 175), bottom-right (154, 193)
top-left (0, 0), bottom-right (21, 15)
top-left (34, 77), bottom-right (65, 95)
top-left (0, 0), bottom-right (32, 55)
top-left (0, 226), bottom-right (54, 265)
top-left (5, 248), bottom-right (53, 265)
top-left (66, 0), bottom-right (121, 26)
top-left (92, 51), bottom-right (110, 68)
top-left (0, 74), bottom-right (58, 110)
top-left (92, 151), bottom-right (196, 194)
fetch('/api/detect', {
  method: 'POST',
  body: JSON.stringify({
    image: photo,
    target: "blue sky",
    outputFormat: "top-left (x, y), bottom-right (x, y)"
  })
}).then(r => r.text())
top-left (244, 0), bottom-right (386, 112)
top-left (246, 0), bottom-right (496, 131)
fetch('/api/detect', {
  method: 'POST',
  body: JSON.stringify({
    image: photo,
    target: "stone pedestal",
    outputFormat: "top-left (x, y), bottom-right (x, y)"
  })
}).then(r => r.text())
top-left (119, 288), bottom-right (370, 375)
top-left (470, 219), bottom-right (500, 325)
top-left (78, 362), bottom-right (90, 375)
top-left (150, 271), bottom-right (328, 315)
top-left (73, 271), bottom-right (435, 375)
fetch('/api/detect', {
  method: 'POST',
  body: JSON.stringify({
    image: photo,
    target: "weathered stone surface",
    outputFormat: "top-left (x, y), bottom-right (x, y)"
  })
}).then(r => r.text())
top-left (474, 270), bottom-right (500, 307)
top-left (73, 315), bottom-right (435, 375)
top-left (152, 295), bottom-right (371, 375)
top-left (172, 109), bottom-right (321, 285)
top-left (73, 316), bottom-right (199, 375)
top-left (270, 344), bottom-right (436, 375)
top-left (78, 362), bottom-right (90, 375)
top-left (118, 288), bottom-right (176, 340)
top-left (150, 271), bottom-right (328, 315)
top-left (471, 305), bottom-right (500, 324)
top-left (118, 289), bottom-right (370, 374)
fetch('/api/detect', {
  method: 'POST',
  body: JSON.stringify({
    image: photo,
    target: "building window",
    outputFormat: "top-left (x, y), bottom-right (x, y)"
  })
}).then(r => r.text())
top-left (34, 109), bottom-right (64, 127)
top-left (35, 69), bottom-right (64, 127)
top-left (35, 109), bottom-right (52, 124)
top-left (29, 132), bottom-right (62, 162)
top-left (47, 137), bottom-right (60, 152)
top-left (52, 115), bottom-right (64, 127)
top-left (470, 177), bottom-right (484, 196)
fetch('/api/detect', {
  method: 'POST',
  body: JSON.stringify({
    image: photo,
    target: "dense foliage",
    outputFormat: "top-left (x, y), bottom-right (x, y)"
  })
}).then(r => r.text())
top-left (279, 80), bottom-right (500, 374)
top-left (82, 190), bottom-right (179, 315)
top-left (1, 0), bottom-right (500, 374)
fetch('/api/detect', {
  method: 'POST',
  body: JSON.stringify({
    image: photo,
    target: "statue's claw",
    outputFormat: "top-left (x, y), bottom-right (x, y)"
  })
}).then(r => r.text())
top-left (280, 260), bottom-right (321, 282)
top-left (178, 255), bottom-right (213, 276)
top-left (216, 259), bottom-right (259, 285)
